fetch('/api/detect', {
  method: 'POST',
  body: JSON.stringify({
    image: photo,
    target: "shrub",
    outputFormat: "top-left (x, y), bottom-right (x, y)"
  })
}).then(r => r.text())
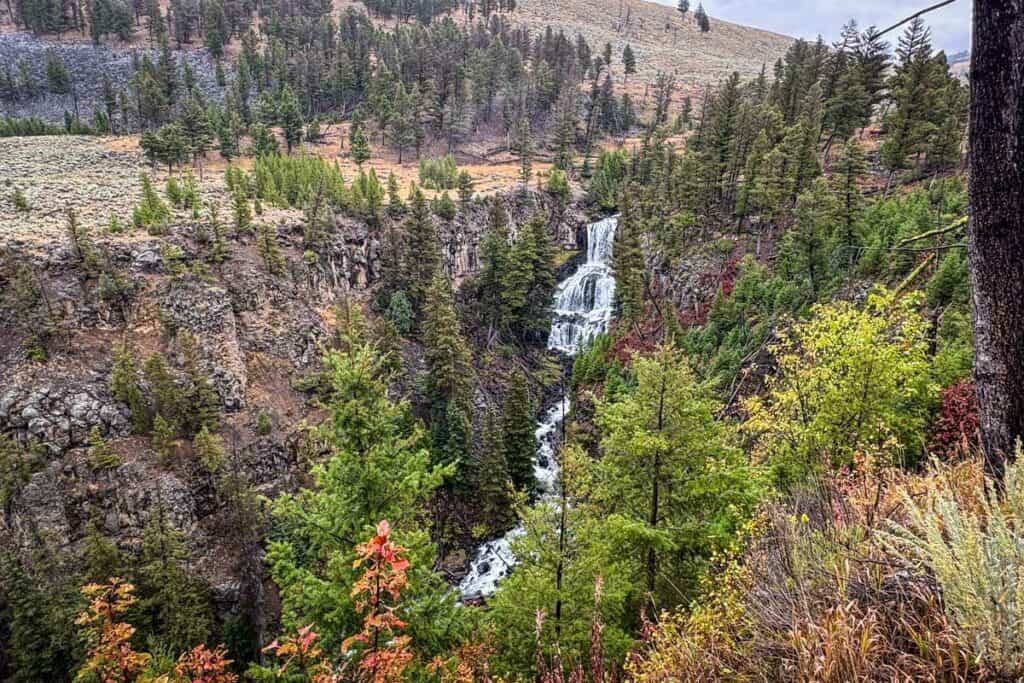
top-left (418, 154), bottom-right (459, 190)
top-left (929, 380), bottom-right (980, 459)
top-left (887, 454), bottom-right (1024, 678)
top-left (256, 410), bottom-right (273, 436)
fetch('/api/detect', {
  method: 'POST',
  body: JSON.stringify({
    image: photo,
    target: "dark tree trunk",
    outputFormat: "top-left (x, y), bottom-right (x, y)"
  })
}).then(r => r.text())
top-left (968, 0), bottom-right (1024, 485)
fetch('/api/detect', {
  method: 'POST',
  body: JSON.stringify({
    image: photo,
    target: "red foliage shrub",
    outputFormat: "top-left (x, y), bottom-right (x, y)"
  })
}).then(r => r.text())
top-left (929, 380), bottom-right (980, 459)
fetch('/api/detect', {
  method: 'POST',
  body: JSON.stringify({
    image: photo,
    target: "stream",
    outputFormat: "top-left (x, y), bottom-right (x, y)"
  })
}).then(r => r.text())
top-left (458, 215), bottom-right (619, 601)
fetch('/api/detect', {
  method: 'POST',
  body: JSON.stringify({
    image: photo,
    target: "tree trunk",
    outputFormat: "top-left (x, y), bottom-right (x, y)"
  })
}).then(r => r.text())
top-left (969, 0), bottom-right (1024, 485)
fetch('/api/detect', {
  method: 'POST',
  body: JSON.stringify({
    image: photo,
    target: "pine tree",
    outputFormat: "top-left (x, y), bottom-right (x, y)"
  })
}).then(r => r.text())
top-left (676, 0), bottom-right (689, 18)
top-left (622, 45), bottom-right (637, 78)
top-left (88, 426), bottom-right (120, 469)
top-left (109, 344), bottom-right (148, 434)
top-left (207, 202), bottom-right (229, 263)
top-left (779, 177), bottom-right (836, 296)
top-left (179, 97), bottom-right (213, 175)
top-left (350, 118), bottom-right (371, 166)
top-left (83, 515), bottom-right (121, 583)
top-left (831, 137), bottom-right (866, 270)
top-left (479, 201), bottom-right (512, 330)
top-left (232, 189), bottom-right (252, 233)
top-left (612, 190), bottom-right (645, 324)
top-left (695, 3), bottom-right (710, 33)
top-left (402, 185), bottom-right (441, 319)
top-left (152, 413), bottom-right (177, 463)
top-left (249, 122), bottom-right (280, 157)
top-left (387, 172), bottom-right (405, 216)
top-left (177, 330), bottom-right (219, 435)
top-left (278, 85), bottom-right (304, 154)
top-left (267, 336), bottom-right (453, 651)
top-left (133, 173), bottom-right (171, 233)
top-left (502, 373), bottom-right (535, 494)
top-left (422, 271), bottom-right (474, 472)
top-left (478, 409), bottom-right (515, 533)
top-left (136, 505), bottom-right (213, 654)
top-left (192, 425), bottom-right (225, 473)
top-left (257, 222), bottom-right (285, 274)
top-left (515, 115), bottom-right (533, 192)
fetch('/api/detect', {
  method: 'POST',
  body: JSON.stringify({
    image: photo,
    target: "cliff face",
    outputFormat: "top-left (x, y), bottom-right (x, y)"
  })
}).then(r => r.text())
top-left (0, 135), bottom-right (586, 607)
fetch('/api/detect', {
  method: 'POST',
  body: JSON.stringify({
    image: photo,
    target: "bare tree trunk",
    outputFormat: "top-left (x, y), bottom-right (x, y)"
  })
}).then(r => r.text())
top-left (969, 0), bottom-right (1024, 485)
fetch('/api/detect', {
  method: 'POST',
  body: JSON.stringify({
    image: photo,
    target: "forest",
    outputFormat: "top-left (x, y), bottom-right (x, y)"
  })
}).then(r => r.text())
top-left (1, 0), bottom-right (1023, 680)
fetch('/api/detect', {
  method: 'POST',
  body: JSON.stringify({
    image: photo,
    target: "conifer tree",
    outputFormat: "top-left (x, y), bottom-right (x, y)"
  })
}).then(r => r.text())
top-left (267, 333), bottom-right (454, 651)
top-left (83, 514), bottom-right (121, 583)
top-left (676, 0), bottom-right (689, 18)
top-left (478, 409), bottom-right (515, 533)
top-left (350, 118), bottom-right (371, 166)
top-left (232, 189), bottom-right (252, 233)
top-left (192, 425), bottom-right (225, 473)
top-left (144, 352), bottom-right (181, 430)
top-left (88, 426), bottom-right (120, 469)
top-left (110, 344), bottom-right (148, 434)
top-left (249, 123), bottom-right (279, 157)
top-left (479, 201), bottom-right (512, 330)
top-left (831, 137), bottom-right (866, 270)
top-left (622, 45), bottom-right (636, 78)
top-left (402, 185), bottom-right (441, 319)
top-left (179, 97), bottom-right (213, 176)
top-left (612, 190), bottom-right (645, 325)
top-left (502, 373), bottom-right (535, 494)
top-left (133, 173), bottom-right (171, 233)
top-left (278, 85), bottom-right (304, 154)
top-left (778, 177), bottom-right (836, 296)
top-left (207, 202), bottom-right (229, 263)
top-left (257, 223), bottom-right (285, 274)
top-left (515, 116), bottom-right (533, 192)
top-left (177, 330), bottom-right (219, 436)
top-left (387, 173), bottom-right (405, 216)
top-left (135, 505), bottom-right (213, 654)
top-left (695, 3), bottom-right (710, 33)
top-left (422, 271), bottom-right (475, 472)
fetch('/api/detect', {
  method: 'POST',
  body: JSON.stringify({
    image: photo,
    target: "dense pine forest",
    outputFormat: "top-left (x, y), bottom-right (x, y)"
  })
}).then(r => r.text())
top-left (2, 0), bottom-right (1024, 680)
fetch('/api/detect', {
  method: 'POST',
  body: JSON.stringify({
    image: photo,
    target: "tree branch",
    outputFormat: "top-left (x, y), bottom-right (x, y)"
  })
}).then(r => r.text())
top-left (871, 0), bottom-right (960, 40)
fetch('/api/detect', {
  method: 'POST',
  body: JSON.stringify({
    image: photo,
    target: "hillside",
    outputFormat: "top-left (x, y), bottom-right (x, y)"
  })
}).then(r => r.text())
top-left (514, 0), bottom-right (792, 92)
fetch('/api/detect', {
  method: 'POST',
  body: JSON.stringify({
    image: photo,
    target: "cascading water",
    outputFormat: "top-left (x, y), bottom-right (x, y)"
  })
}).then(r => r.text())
top-left (458, 216), bottom-right (618, 601)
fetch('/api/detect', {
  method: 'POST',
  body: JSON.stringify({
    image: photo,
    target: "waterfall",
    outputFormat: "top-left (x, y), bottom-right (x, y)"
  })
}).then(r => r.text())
top-left (458, 216), bottom-right (618, 601)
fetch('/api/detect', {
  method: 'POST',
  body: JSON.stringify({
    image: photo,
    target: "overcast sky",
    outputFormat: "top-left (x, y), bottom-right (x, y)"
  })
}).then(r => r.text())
top-left (655, 0), bottom-right (972, 53)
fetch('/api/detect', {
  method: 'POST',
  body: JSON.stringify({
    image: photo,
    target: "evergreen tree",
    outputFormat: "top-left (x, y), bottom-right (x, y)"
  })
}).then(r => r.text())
top-left (88, 426), bottom-right (120, 469)
top-left (612, 190), bottom-right (645, 324)
top-left (402, 185), bottom-right (442, 319)
top-left (109, 344), bottom-right (148, 434)
top-left (422, 271), bottom-right (475, 473)
top-left (177, 329), bottom-right (219, 436)
top-left (778, 177), bottom-right (836, 296)
top-left (622, 44), bottom-right (637, 77)
top-left (831, 137), bottom-right (866, 270)
top-left (257, 222), bottom-right (286, 274)
top-left (695, 3), bottom-right (710, 33)
top-left (278, 85), bottom-right (304, 154)
top-left (478, 409), bottom-right (515, 532)
top-left (192, 425), bottom-right (225, 473)
top-left (249, 122), bottom-right (280, 157)
top-left (266, 336), bottom-right (457, 652)
top-left (350, 118), bottom-right (371, 165)
top-left (596, 344), bottom-right (758, 605)
top-left (83, 515), bottom-right (121, 583)
top-left (676, 0), bottom-right (689, 18)
top-left (502, 373), bottom-right (535, 494)
top-left (135, 505), bottom-right (214, 654)
top-left (179, 97), bottom-right (213, 174)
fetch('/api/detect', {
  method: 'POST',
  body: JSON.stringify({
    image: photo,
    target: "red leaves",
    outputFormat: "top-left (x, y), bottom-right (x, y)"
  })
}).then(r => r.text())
top-left (174, 644), bottom-right (238, 683)
top-left (929, 380), bottom-right (980, 459)
top-left (344, 520), bottom-right (414, 683)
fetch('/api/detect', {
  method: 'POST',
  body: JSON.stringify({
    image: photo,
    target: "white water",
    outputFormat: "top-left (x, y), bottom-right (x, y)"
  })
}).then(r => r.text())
top-left (458, 216), bottom-right (618, 601)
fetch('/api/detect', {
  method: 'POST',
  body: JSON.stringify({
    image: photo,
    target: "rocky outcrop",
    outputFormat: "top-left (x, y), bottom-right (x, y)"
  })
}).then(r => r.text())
top-left (0, 363), bottom-right (131, 454)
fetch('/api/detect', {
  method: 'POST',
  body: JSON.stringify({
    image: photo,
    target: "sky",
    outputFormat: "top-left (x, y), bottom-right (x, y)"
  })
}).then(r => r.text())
top-left (655, 0), bottom-right (972, 53)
